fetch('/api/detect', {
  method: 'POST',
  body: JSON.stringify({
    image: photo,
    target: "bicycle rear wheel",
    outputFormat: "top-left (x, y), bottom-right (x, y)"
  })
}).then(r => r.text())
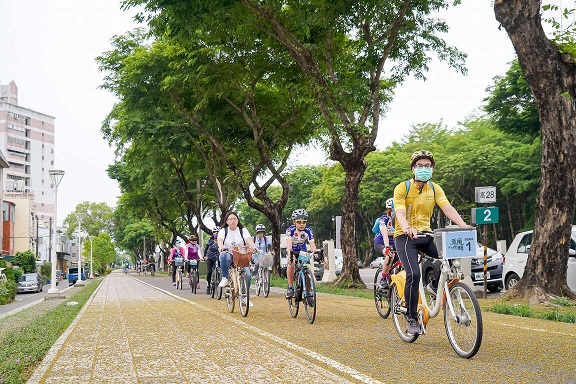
top-left (444, 282), bottom-right (483, 358)
top-left (226, 276), bottom-right (235, 313)
top-left (374, 268), bottom-right (391, 319)
top-left (302, 268), bottom-right (316, 324)
top-left (391, 284), bottom-right (419, 343)
top-left (263, 269), bottom-right (271, 298)
top-left (238, 272), bottom-right (250, 317)
top-left (288, 277), bottom-right (299, 318)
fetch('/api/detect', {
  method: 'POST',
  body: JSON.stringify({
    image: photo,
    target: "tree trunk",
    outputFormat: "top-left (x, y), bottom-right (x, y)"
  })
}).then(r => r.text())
top-left (334, 158), bottom-right (368, 287)
top-left (495, 0), bottom-right (576, 302)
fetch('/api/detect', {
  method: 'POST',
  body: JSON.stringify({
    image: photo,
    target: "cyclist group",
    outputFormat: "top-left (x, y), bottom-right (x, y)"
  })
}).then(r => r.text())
top-left (161, 150), bottom-right (469, 336)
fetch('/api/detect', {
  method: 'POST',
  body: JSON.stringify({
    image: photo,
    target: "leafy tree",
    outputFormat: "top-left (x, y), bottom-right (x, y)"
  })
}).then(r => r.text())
top-left (495, 0), bottom-right (576, 301)
top-left (121, 0), bottom-right (468, 287)
top-left (484, 60), bottom-right (540, 139)
top-left (63, 202), bottom-right (115, 239)
top-left (13, 250), bottom-right (36, 274)
top-left (82, 233), bottom-right (117, 275)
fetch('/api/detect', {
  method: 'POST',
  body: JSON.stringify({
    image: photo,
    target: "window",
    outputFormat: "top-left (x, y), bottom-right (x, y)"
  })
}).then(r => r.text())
top-left (517, 233), bottom-right (532, 253)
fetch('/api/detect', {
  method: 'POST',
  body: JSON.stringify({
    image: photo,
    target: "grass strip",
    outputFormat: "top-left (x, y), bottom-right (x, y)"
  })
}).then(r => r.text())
top-left (0, 279), bottom-right (101, 383)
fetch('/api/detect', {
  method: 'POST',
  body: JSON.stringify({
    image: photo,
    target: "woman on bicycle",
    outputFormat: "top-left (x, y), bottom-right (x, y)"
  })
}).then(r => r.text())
top-left (186, 235), bottom-right (201, 288)
top-left (375, 198), bottom-right (396, 291)
top-left (169, 241), bottom-right (185, 286)
top-left (393, 150), bottom-right (469, 336)
top-left (217, 212), bottom-right (259, 302)
top-left (204, 226), bottom-right (221, 295)
top-left (285, 209), bottom-right (318, 298)
top-left (252, 224), bottom-right (268, 279)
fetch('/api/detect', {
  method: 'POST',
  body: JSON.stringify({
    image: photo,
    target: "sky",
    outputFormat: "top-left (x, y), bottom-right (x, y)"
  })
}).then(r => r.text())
top-left (0, 0), bottom-right (516, 224)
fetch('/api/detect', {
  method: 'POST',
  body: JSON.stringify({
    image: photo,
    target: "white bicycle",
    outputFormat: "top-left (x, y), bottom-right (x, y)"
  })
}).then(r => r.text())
top-left (390, 228), bottom-right (483, 358)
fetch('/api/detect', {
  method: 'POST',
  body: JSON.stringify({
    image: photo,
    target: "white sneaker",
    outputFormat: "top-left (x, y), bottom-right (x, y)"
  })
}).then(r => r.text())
top-left (218, 277), bottom-right (228, 288)
top-left (249, 300), bottom-right (253, 307)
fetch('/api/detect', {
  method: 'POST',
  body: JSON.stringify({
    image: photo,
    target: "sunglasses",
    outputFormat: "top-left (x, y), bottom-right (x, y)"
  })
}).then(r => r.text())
top-left (295, 220), bottom-right (307, 225)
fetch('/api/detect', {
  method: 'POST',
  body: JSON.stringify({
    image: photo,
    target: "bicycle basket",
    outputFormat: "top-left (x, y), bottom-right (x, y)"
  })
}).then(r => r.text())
top-left (174, 257), bottom-right (185, 266)
top-left (261, 252), bottom-right (273, 268)
top-left (232, 246), bottom-right (252, 268)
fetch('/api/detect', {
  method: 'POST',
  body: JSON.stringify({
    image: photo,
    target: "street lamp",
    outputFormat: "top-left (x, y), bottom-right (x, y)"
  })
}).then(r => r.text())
top-left (75, 212), bottom-right (86, 286)
top-left (88, 235), bottom-right (94, 278)
top-left (48, 169), bottom-right (64, 296)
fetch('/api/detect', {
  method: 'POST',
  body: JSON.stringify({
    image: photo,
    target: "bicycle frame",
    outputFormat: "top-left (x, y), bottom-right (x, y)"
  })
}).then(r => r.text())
top-left (391, 257), bottom-right (459, 329)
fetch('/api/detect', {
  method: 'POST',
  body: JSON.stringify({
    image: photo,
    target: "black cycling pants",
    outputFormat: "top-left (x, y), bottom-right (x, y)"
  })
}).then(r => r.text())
top-left (205, 258), bottom-right (216, 284)
top-left (394, 234), bottom-right (438, 320)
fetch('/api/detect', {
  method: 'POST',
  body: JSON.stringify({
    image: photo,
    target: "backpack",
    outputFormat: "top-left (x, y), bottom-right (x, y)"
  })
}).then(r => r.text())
top-left (253, 235), bottom-right (268, 246)
top-left (373, 180), bottom-right (436, 233)
top-left (223, 226), bottom-right (247, 246)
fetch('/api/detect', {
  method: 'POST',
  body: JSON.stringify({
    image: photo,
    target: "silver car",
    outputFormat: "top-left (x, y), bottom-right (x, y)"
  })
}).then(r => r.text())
top-left (17, 273), bottom-right (43, 293)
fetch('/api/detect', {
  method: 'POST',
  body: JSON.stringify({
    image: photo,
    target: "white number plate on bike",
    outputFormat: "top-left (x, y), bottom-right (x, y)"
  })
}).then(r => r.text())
top-left (474, 272), bottom-right (490, 280)
top-left (435, 228), bottom-right (477, 259)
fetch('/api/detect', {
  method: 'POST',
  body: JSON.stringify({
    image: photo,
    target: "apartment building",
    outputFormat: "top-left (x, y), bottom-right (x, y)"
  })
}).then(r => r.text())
top-left (0, 80), bottom-right (56, 256)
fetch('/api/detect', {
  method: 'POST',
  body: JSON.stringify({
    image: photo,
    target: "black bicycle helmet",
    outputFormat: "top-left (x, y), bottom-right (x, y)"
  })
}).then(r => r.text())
top-left (212, 226), bottom-right (221, 233)
top-left (409, 150), bottom-right (435, 168)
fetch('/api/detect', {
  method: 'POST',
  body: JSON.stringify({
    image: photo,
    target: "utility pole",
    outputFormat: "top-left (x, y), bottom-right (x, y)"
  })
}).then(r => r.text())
top-left (36, 215), bottom-right (39, 259)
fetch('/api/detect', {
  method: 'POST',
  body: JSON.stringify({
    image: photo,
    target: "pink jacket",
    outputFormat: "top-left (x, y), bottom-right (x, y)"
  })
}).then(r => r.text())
top-left (169, 247), bottom-right (185, 262)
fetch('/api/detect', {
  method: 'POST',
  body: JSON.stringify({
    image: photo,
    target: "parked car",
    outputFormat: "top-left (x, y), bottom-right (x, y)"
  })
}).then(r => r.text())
top-left (421, 242), bottom-right (504, 292)
top-left (370, 256), bottom-right (384, 269)
top-left (17, 273), bottom-right (43, 293)
top-left (502, 226), bottom-right (576, 291)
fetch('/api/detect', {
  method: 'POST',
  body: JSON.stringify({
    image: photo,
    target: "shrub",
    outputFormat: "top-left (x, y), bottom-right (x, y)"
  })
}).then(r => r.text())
top-left (12, 268), bottom-right (22, 284)
top-left (40, 263), bottom-right (52, 282)
top-left (0, 280), bottom-right (17, 305)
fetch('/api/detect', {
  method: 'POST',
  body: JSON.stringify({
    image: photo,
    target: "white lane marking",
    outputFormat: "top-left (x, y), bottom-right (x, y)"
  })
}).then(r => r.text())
top-left (137, 279), bottom-right (384, 384)
top-left (499, 322), bottom-right (576, 337)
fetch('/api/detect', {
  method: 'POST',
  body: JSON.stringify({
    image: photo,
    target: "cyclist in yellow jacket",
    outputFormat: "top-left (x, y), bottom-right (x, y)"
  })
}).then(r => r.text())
top-left (393, 150), bottom-right (469, 336)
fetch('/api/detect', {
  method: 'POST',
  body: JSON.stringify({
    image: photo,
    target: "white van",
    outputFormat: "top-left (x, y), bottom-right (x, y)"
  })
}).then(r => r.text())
top-left (502, 225), bottom-right (576, 290)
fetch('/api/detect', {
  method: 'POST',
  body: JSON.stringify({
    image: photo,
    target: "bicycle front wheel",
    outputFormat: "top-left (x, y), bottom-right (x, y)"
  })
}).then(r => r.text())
top-left (391, 284), bottom-right (418, 343)
top-left (444, 282), bottom-right (483, 358)
top-left (263, 269), bottom-right (271, 298)
top-left (214, 267), bottom-right (223, 300)
top-left (255, 269), bottom-right (262, 296)
top-left (238, 272), bottom-right (250, 317)
top-left (177, 270), bottom-right (183, 290)
top-left (374, 268), bottom-right (391, 319)
top-left (226, 276), bottom-right (235, 313)
top-left (192, 270), bottom-right (198, 294)
top-left (303, 268), bottom-right (317, 324)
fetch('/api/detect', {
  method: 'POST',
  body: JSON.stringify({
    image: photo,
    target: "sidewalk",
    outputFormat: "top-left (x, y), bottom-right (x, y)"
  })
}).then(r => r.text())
top-left (27, 270), bottom-right (354, 384)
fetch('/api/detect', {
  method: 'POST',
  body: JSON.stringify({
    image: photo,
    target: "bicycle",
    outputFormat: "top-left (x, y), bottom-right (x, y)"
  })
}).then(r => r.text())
top-left (174, 256), bottom-right (185, 290)
top-left (373, 254), bottom-right (402, 319)
top-left (210, 258), bottom-right (223, 300)
top-left (148, 262), bottom-right (156, 277)
top-left (188, 259), bottom-right (200, 294)
top-left (390, 228), bottom-right (483, 358)
top-left (287, 250), bottom-right (321, 324)
top-left (253, 252), bottom-right (272, 298)
top-left (224, 246), bottom-right (252, 317)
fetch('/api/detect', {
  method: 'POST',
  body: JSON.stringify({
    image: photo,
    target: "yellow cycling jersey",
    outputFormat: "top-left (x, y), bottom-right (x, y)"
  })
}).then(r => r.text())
top-left (393, 180), bottom-right (450, 237)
